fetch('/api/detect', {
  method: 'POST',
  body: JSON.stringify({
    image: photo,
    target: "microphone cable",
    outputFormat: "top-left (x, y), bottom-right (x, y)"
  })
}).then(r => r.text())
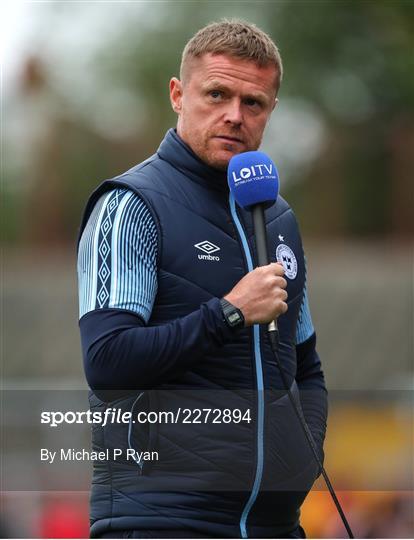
top-left (267, 326), bottom-right (354, 539)
top-left (227, 152), bottom-right (354, 537)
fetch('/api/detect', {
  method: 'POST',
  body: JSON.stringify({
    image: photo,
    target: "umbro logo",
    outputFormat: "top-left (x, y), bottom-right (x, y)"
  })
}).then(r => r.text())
top-left (194, 240), bottom-right (221, 261)
top-left (194, 241), bottom-right (220, 254)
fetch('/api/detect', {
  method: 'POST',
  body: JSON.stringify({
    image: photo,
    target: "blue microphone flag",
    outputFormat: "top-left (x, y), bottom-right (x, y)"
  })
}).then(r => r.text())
top-left (227, 151), bottom-right (279, 209)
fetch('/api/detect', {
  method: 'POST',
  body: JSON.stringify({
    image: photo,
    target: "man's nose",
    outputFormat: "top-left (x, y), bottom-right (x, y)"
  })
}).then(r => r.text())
top-left (224, 99), bottom-right (243, 125)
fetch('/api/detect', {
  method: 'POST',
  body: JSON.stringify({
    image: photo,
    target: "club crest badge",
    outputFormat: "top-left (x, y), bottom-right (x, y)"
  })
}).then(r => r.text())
top-left (276, 244), bottom-right (297, 280)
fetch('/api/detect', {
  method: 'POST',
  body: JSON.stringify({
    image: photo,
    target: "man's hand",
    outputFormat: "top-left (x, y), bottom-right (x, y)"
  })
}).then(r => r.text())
top-left (224, 263), bottom-right (288, 326)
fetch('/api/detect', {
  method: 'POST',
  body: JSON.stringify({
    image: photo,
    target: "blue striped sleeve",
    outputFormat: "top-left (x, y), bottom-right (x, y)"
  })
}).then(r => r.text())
top-left (295, 259), bottom-right (315, 345)
top-left (77, 188), bottom-right (158, 322)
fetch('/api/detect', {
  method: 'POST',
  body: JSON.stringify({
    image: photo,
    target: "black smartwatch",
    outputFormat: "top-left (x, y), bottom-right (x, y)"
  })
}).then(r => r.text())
top-left (220, 298), bottom-right (245, 329)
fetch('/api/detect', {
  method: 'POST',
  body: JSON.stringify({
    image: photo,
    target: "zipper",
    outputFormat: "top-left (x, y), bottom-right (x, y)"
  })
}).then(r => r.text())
top-left (229, 194), bottom-right (265, 539)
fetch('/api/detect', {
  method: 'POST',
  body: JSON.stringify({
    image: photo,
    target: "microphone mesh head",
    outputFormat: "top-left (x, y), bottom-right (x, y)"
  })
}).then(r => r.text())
top-left (227, 151), bottom-right (279, 209)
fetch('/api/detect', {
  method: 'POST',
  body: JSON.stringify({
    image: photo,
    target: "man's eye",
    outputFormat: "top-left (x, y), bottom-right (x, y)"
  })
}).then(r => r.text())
top-left (245, 98), bottom-right (260, 107)
top-left (210, 91), bottom-right (222, 99)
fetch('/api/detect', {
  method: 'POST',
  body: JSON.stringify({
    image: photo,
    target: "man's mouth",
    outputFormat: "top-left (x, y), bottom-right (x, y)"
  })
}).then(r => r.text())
top-left (214, 135), bottom-right (244, 144)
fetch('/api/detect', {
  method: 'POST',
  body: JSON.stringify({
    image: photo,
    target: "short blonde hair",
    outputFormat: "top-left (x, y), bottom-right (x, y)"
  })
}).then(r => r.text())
top-left (180, 19), bottom-right (283, 89)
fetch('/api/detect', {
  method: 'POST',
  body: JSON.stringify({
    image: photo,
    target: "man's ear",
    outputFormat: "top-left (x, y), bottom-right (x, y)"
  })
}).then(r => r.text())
top-left (272, 97), bottom-right (279, 111)
top-left (170, 77), bottom-right (183, 114)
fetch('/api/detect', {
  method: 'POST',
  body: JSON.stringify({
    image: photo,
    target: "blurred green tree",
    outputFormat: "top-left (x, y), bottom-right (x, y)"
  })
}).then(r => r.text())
top-left (74, 0), bottom-right (414, 238)
top-left (4, 0), bottom-right (413, 243)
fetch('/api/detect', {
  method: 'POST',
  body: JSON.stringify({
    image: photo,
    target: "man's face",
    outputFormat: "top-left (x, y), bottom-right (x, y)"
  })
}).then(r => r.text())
top-left (170, 53), bottom-right (279, 170)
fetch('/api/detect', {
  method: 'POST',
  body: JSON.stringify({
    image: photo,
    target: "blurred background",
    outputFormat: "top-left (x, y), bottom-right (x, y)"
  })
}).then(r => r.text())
top-left (2, 0), bottom-right (413, 537)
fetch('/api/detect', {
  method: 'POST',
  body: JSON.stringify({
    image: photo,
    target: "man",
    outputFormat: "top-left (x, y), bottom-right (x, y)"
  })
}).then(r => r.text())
top-left (77, 19), bottom-right (327, 539)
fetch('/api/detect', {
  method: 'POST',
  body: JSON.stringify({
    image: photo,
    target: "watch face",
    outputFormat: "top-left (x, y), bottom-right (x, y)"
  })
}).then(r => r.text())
top-left (221, 299), bottom-right (244, 328)
top-left (228, 312), bottom-right (241, 325)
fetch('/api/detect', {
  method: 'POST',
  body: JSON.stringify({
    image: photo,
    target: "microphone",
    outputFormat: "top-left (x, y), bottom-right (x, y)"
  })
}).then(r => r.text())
top-left (227, 150), bottom-right (354, 539)
top-left (227, 151), bottom-right (280, 333)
